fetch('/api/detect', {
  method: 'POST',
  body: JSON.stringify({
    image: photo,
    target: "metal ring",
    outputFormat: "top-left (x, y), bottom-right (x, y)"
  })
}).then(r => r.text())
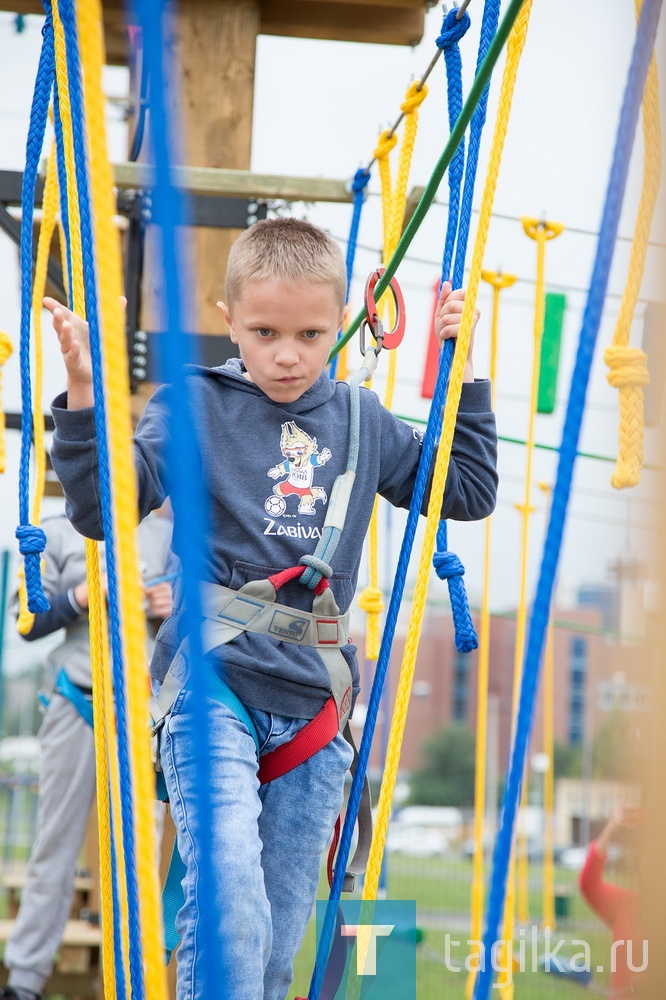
top-left (363, 268), bottom-right (406, 351)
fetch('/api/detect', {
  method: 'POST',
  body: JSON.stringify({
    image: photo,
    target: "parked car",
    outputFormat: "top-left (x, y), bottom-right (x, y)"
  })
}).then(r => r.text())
top-left (386, 823), bottom-right (448, 858)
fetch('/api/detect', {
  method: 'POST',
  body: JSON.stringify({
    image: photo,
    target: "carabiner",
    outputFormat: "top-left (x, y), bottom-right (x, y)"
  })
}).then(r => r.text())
top-left (362, 268), bottom-right (406, 353)
top-left (359, 315), bottom-right (384, 357)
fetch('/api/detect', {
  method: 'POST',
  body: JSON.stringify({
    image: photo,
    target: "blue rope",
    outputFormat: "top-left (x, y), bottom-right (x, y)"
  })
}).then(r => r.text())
top-left (436, 7), bottom-right (471, 282)
top-left (452, 0), bottom-right (501, 291)
top-left (55, 0), bottom-right (143, 992)
top-left (330, 167), bottom-right (370, 380)
top-left (433, 0), bottom-right (501, 653)
top-left (433, 521), bottom-right (477, 652)
top-left (129, 0), bottom-right (225, 990)
top-left (15, 8), bottom-right (53, 615)
top-left (52, 79), bottom-right (74, 305)
top-left (308, 335), bottom-right (454, 1000)
top-left (474, 1), bottom-right (663, 995)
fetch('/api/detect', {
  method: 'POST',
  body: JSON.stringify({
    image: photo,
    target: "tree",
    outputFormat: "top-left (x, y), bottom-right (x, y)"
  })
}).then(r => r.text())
top-left (592, 708), bottom-right (647, 783)
top-left (408, 723), bottom-right (476, 807)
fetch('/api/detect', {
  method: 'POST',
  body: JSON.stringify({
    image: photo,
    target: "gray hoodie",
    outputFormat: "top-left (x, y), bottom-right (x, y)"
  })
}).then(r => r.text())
top-left (51, 360), bottom-right (497, 718)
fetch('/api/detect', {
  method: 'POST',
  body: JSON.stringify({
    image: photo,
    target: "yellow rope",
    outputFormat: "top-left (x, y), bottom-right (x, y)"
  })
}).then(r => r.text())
top-left (16, 136), bottom-right (60, 636)
top-left (361, 0), bottom-right (535, 909)
top-left (604, 0), bottom-right (661, 490)
top-left (359, 83), bottom-right (427, 660)
top-left (0, 331), bottom-right (13, 474)
top-left (465, 270), bottom-right (515, 1000)
top-left (50, 0), bottom-right (127, 988)
top-left (538, 483), bottom-right (556, 931)
top-left (86, 538), bottom-right (121, 1000)
top-left (510, 217), bottom-right (563, 932)
top-left (74, 1), bottom-right (168, 995)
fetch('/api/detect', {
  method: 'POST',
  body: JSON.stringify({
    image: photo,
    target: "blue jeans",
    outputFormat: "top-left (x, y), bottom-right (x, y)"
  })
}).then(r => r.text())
top-left (160, 685), bottom-right (353, 1000)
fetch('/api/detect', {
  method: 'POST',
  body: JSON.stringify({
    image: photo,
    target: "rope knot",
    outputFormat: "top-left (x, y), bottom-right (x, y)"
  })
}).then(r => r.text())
top-left (604, 345), bottom-right (649, 389)
top-left (0, 330), bottom-right (13, 366)
top-left (401, 80), bottom-right (428, 116)
top-left (298, 554), bottom-right (333, 590)
top-left (357, 585), bottom-right (384, 616)
top-left (351, 168), bottom-right (371, 194)
top-left (16, 524), bottom-right (47, 556)
top-left (436, 7), bottom-right (471, 51)
top-left (373, 128), bottom-right (398, 162)
top-left (432, 549), bottom-right (465, 581)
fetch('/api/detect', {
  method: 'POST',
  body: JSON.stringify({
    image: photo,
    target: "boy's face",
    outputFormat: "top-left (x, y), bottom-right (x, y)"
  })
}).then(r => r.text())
top-left (218, 280), bottom-right (343, 404)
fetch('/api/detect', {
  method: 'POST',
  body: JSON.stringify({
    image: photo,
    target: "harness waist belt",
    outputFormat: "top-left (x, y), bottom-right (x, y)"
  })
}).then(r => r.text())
top-left (200, 581), bottom-right (350, 649)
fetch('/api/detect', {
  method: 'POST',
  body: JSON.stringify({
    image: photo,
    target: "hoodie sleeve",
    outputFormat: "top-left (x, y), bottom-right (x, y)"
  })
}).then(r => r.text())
top-left (51, 385), bottom-right (171, 539)
top-left (377, 379), bottom-right (498, 521)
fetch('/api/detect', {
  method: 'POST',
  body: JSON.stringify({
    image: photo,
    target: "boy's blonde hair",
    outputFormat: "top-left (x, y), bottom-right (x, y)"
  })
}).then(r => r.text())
top-left (225, 218), bottom-right (347, 310)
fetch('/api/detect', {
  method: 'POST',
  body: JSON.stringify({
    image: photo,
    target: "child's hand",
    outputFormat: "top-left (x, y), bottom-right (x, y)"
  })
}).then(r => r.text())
top-left (44, 297), bottom-right (94, 409)
top-left (144, 581), bottom-right (173, 620)
top-left (434, 280), bottom-right (478, 383)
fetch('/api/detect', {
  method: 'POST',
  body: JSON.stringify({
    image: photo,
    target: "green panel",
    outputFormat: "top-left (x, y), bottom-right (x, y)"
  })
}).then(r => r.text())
top-left (537, 292), bottom-right (566, 415)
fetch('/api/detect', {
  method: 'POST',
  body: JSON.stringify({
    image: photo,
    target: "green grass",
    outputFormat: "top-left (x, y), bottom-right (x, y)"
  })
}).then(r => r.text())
top-left (291, 856), bottom-right (615, 999)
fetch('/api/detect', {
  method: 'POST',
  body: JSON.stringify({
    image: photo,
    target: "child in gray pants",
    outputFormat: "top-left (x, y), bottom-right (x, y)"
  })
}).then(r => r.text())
top-left (1, 510), bottom-right (174, 1000)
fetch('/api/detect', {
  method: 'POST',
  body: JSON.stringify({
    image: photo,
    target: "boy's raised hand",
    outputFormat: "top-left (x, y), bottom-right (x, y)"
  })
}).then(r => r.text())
top-left (44, 296), bottom-right (94, 409)
top-left (434, 280), bottom-right (479, 383)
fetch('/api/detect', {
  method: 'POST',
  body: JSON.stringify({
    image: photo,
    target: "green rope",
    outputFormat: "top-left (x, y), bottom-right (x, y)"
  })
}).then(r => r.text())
top-left (329, 0), bottom-right (529, 361)
top-left (393, 415), bottom-right (660, 470)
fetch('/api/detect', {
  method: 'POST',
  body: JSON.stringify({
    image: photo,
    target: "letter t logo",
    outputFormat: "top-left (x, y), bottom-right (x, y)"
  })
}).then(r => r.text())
top-left (341, 924), bottom-right (395, 975)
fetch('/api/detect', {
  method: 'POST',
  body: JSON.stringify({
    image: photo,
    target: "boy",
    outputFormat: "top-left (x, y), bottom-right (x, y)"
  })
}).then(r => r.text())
top-left (47, 218), bottom-right (497, 1000)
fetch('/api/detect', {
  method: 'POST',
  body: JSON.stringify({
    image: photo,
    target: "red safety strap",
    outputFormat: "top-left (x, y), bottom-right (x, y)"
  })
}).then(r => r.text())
top-left (258, 695), bottom-right (338, 785)
top-left (268, 564), bottom-right (329, 595)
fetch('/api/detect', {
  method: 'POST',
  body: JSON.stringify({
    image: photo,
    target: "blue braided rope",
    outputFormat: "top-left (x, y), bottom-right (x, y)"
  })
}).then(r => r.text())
top-left (15, 8), bottom-right (53, 614)
top-left (452, 0), bottom-right (501, 291)
top-left (330, 167), bottom-right (370, 380)
top-left (55, 0), bottom-right (145, 992)
top-left (129, 0), bottom-right (225, 989)
top-left (52, 79), bottom-right (74, 304)
top-left (308, 336), bottom-right (454, 1000)
top-left (474, 1), bottom-right (663, 995)
top-left (433, 520), bottom-right (477, 652)
top-left (436, 7), bottom-right (470, 282)
top-left (434, 0), bottom-right (502, 653)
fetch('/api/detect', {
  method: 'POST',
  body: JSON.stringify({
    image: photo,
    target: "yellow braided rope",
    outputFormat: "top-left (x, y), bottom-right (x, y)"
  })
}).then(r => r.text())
top-left (362, 0), bottom-right (535, 906)
top-left (0, 331), bottom-right (13, 474)
top-left (538, 483), bottom-right (556, 931)
top-left (604, 0), bottom-right (661, 490)
top-left (74, 1), bottom-right (168, 994)
top-left (86, 538), bottom-right (121, 1000)
top-left (16, 136), bottom-right (60, 636)
top-left (50, 0), bottom-right (127, 986)
top-left (359, 85), bottom-right (427, 660)
top-left (465, 270), bottom-right (515, 1000)
top-left (511, 218), bottom-right (563, 932)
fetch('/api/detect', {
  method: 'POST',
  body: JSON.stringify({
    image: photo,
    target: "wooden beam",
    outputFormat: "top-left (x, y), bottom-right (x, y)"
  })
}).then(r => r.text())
top-left (6, 0), bottom-right (426, 54)
top-left (260, 0), bottom-right (425, 45)
top-left (114, 162), bottom-right (353, 204)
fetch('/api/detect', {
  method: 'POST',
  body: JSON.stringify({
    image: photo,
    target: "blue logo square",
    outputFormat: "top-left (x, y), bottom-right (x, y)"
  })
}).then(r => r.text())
top-left (314, 899), bottom-right (417, 1000)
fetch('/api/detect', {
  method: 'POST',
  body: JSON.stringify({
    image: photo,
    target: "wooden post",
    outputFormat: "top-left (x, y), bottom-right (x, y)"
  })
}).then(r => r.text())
top-left (142, 0), bottom-right (260, 339)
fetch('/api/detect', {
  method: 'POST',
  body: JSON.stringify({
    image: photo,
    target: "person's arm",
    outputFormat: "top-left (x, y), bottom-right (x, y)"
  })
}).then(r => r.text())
top-left (21, 587), bottom-right (86, 641)
top-left (579, 807), bottom-right (643, 928)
